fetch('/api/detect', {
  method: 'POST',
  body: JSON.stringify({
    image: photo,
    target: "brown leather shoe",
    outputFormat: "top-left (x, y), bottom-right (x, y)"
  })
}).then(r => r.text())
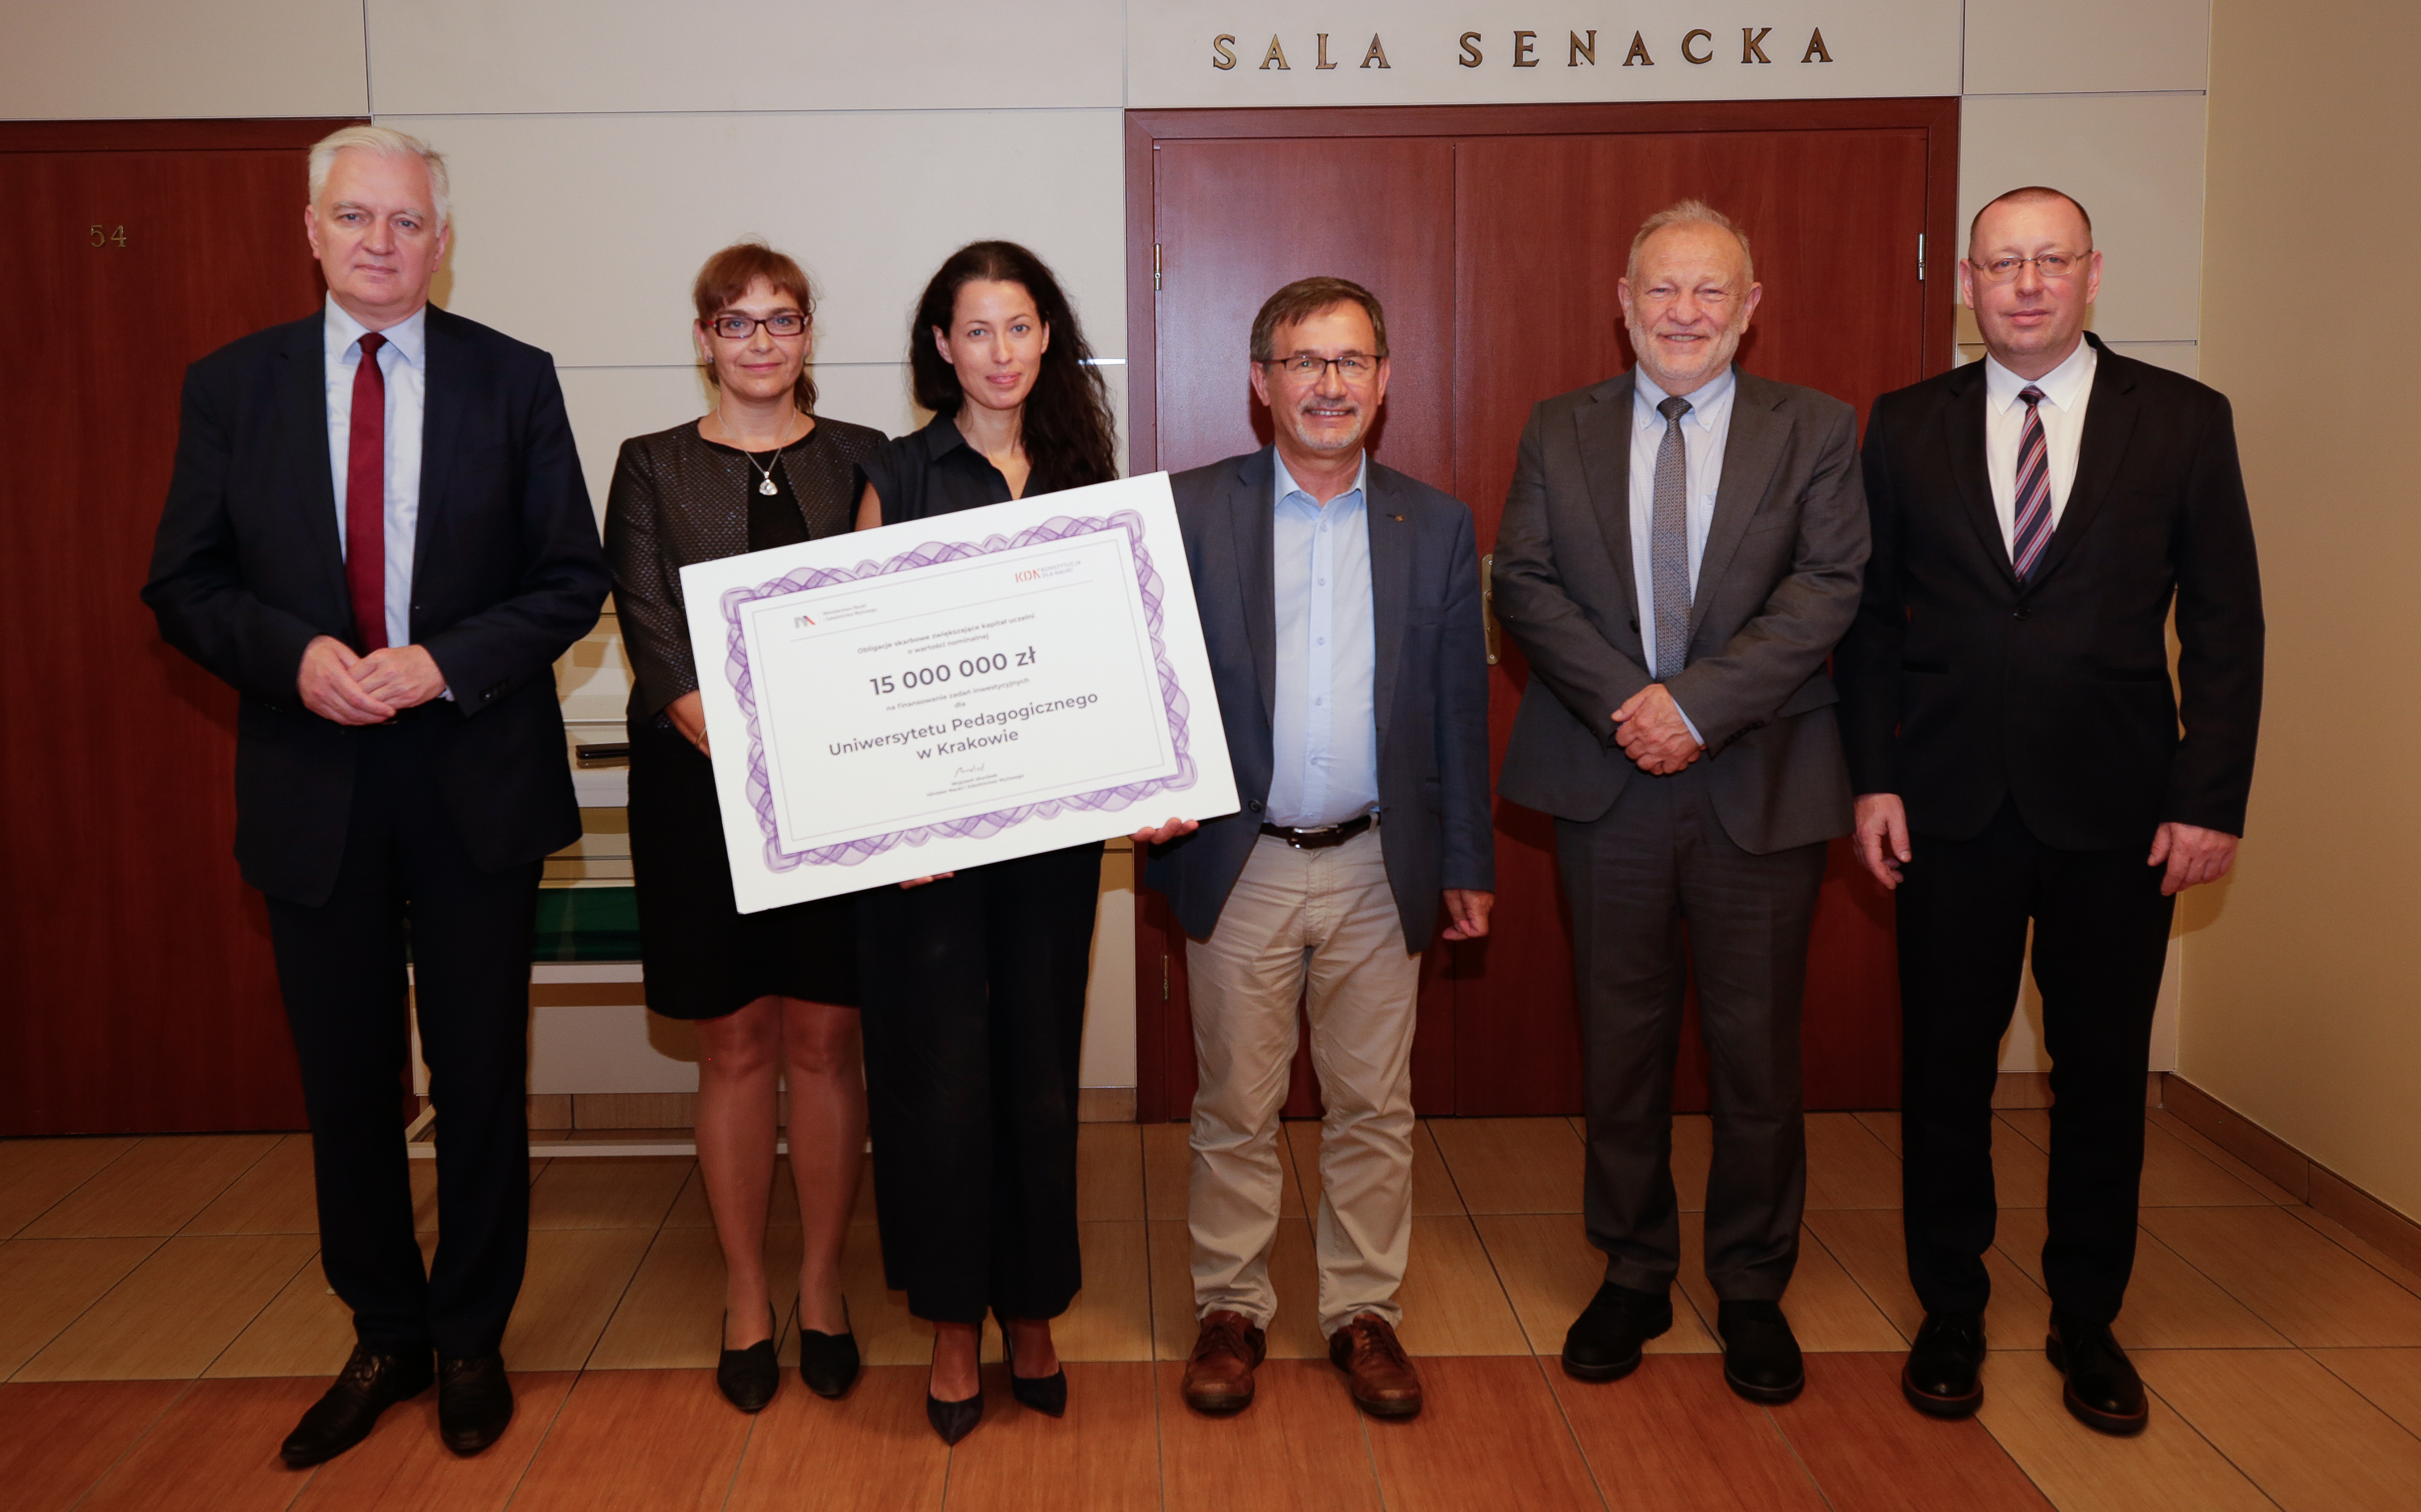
top-left (1328, 1313), bottom-right (1422, 1418)
top-left (1182, 1309), bottom-right (1266, 1414)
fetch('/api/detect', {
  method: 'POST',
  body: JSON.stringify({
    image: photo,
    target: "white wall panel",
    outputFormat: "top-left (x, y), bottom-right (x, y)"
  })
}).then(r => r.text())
top-left (365, 0), bottom-right (1121, 115)
top-left (2107, 340), bottom-right (2201, 379)
top-left (1958, 93), bottom-right (2209, 343)
top-left (530, 1002), bottom-right (698, 1095)
top-left (387, 111), bottom-right (1125, 370)
top-left (0, 0), bottom-right (366, 120)
top-left (1967, 0), bottom-right (2210, 95)
top-left (1131, 0), bottom-right (1962, 107)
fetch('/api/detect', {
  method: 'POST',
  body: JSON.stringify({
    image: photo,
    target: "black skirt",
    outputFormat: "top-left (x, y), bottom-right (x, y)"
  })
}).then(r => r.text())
top-left (626, 713), bottom-right (859, 1018)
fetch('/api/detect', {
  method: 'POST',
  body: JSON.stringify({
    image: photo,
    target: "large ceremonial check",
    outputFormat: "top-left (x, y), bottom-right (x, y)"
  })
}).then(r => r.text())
top-left (680, 472), bottom-right (1238, 912)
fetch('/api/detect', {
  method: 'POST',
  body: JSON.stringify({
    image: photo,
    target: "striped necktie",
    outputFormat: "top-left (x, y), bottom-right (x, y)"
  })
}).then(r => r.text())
top-left (2009, 385), bottom-right (2052, 582)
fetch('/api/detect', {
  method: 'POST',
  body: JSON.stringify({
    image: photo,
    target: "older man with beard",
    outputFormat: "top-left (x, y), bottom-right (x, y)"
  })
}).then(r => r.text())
top-left (1137, 277), bottom-right (1495, 1422)
top-left (1491, 202), bottom-right (1868, 1404)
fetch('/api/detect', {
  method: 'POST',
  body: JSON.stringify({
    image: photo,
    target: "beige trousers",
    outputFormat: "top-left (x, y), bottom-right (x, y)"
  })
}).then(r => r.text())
top-left (1185, 826), bottom-right (1421, 1335)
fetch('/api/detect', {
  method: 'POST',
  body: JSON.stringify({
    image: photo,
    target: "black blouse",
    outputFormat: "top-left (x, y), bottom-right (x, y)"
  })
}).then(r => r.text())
top-left (857, 411), bottom-right (1090, 524)
top-left (605, 416), bottom-right (886, 723)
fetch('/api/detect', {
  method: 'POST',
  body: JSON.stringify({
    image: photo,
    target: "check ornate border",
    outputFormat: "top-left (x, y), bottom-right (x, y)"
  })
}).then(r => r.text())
top-left (719, 510), bottom-right (1198, 873)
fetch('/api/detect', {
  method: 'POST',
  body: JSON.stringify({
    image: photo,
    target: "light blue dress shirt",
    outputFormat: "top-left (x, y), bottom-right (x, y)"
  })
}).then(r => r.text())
top-left (1267, 453), bottom-right (1381, 828)
top-left (1629, 365), bottom-right (1737, 742)
top-left (323, 294), bottom-right (426, 654)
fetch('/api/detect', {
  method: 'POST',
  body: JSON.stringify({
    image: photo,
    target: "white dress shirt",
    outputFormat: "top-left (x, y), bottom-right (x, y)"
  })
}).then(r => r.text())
top-left (323, 294), bottom-right (427, 654)
top-left (1982, 338), bottom-right (2097, 558)
top-left (1629, 365), bottom-right (1736, 741)
top-left (1267, 453), bottom-right (1381, 827)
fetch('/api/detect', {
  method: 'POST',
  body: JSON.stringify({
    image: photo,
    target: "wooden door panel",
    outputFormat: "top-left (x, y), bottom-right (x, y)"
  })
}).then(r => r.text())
top-left (1449, 129), bottom-right (1930, 524)
top-left (1153, 138), bottom-right (1457, 491)
top-left (0, 127), bottom-right (347, 1133)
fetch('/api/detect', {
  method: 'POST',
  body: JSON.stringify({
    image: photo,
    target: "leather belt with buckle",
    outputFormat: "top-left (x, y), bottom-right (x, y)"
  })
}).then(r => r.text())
top-left (1259, 812), bottom-right (1378, 850)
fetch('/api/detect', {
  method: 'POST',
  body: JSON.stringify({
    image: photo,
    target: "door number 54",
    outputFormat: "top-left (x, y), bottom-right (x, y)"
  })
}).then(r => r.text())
top-left (89, 224), bottom-right (128, 249)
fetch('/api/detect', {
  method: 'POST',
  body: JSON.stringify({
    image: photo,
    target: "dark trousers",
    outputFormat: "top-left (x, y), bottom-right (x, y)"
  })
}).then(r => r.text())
top-left (857, 843), bottom-right (1101, 1324)
top-left (263, 717), bottom-right (538, 1358)
top-left (1557, 762), bottom-right (1827, 1302)
top-left (1898, 799), bottom-right (2174, 1325)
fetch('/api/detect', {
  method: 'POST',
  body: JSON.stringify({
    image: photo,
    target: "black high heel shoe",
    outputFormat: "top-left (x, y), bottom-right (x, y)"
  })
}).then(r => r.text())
top-left (926, 1322), bottom-right (985, 1445)
top-left (715, 1309), bottom-right (779, 1413)
top-left (798, 1299), bottom-right (860, 1399)
top-left (999, 1317), bottom-right (1068, 1418)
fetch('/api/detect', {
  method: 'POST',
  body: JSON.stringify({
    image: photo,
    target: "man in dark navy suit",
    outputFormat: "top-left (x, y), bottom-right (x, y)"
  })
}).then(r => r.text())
top-left (1137, 277), bottom-right (1494, 1422)
top-left (144, 126), bottom-right (608, 1465)
top-left (1841, 186), bottom-right (2262, 1435)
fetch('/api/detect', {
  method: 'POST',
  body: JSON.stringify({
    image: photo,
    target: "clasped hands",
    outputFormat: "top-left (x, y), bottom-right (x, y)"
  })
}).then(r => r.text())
top-left (1852, 792), bottom-right (2239, 898)
top-left (1613, 683), bottom-right (1703, 775)
top-left (297, 635), bottom-right (447, 725)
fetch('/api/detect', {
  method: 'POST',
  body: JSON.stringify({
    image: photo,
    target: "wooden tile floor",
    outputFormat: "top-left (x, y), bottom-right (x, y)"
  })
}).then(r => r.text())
top-left (5, 1113), bottom-right (2419, 1510)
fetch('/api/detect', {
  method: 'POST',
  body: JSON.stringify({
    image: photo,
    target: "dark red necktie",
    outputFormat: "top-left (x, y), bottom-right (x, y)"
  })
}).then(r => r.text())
top-left (345, 332), bottom-right (389, 652)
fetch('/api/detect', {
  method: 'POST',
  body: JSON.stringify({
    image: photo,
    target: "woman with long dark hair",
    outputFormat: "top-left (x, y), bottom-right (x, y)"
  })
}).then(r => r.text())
top-left (604, 241), bottom-right (880, 1414)
top-left (852, 240), bottom-right (1119, 1443)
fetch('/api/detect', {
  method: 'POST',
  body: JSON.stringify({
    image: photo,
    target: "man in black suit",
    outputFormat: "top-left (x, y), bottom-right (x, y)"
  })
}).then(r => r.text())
top-left (1493, 202), bottom-right (1868, 1405)
top-left (1840, 186), bottom-right (2262, 1435)
top-left (1137, 277), bottom-right (1493, 1421)
top-left (144, 127), bottom-right (608, 1464)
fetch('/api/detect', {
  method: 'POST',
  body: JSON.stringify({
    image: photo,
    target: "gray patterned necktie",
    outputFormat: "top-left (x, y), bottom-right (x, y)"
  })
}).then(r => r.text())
top-left (1651, 395), bottom-right (1694, 680)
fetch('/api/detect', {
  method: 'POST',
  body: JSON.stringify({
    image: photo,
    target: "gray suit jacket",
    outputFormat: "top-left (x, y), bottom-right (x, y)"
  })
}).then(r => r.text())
top-left (1143, 447), bottom-right (1495, 951)
top-left (1491, 368), bottom-right (1868, 853)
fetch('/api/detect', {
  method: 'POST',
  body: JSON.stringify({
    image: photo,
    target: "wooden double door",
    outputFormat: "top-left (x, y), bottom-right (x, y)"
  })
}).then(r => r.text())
top-left (1127, 100), bottom-right (1960, 1120)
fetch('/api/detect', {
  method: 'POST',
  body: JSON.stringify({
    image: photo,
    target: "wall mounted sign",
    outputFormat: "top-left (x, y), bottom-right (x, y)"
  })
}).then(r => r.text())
top-left (1127, 1), bottom-right (1962, 107)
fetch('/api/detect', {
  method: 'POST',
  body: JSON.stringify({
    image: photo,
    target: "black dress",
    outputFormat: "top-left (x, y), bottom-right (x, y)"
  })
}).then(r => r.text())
top-left (852, 414), bottom-right (1107, 1325)
top-left (604, 418), bottom-right (884, 1020)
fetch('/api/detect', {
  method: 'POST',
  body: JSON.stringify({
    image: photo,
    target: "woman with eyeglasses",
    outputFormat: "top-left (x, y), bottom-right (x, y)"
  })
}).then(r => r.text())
top-left (603, 240), bottom-right (881, 1414)
top-left (851, 240), bottom-right (1121, 1444)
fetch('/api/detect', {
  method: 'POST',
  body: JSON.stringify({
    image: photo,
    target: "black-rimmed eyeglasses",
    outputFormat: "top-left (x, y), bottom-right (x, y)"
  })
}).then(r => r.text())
top-left (707, 312), bottom-right (808, 340)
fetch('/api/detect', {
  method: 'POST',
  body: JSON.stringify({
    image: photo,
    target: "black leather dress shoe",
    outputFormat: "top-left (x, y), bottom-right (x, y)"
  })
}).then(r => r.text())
top-left (2047, 1316), bottom-right (2147, 1436)
top-left (1716, 1300), bottom-right (1805, 1404)
top-left (437, 1351), bottom-right (515, 1456)
top-left (1561, 1281), bottom-right (1672, 1382)
top-left (281, 1344), bottom-right (435, 1468)
top-left (1902, 1311), bottom-right (1986, 1418)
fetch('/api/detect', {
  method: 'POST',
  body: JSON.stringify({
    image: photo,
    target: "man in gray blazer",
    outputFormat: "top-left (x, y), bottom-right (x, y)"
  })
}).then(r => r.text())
top-left (1139, 277), bottom-right (1494, 1422)
top-left (1492, 202), bottom-right (1867, 1404)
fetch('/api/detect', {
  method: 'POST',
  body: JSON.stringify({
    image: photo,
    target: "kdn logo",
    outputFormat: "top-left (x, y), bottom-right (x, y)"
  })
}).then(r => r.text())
top-left (1015, 568), bottom-right (1043, 583)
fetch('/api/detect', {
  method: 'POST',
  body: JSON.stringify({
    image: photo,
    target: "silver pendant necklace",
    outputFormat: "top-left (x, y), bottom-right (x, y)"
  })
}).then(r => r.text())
top-left (715, 407), bottom-right (797, 495)
top-left (746, 450), bottom-right (780, 496)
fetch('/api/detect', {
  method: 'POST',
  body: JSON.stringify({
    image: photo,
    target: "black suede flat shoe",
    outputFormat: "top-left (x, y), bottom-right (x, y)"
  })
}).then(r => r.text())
top-left (1001, 1322), bottom-right (1068, 1418)
top-left (798, 1301), bottom-right (860, 1399)
top-left (717, 1311), bottom-right (780, 1413)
